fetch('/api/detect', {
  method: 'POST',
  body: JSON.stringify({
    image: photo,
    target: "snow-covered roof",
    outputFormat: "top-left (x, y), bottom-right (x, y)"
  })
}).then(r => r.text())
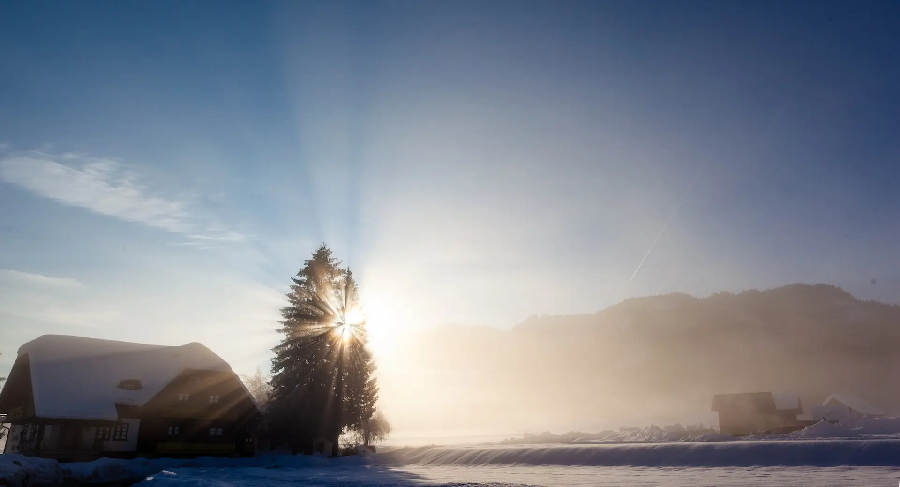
top-left (18, 335), bottom-right (234, 421)
top-left (771, 392), bottom-right (802, 412)
top-left (823, 394), bottom-right (884, 416)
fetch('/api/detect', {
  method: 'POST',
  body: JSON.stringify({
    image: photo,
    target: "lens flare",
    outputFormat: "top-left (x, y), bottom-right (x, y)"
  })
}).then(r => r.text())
top-left (345, 309), bottom-right (365, 326)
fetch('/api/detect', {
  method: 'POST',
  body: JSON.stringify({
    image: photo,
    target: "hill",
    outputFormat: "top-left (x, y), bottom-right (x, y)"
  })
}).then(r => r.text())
top-left (382, 284), bottom-right (900, 434)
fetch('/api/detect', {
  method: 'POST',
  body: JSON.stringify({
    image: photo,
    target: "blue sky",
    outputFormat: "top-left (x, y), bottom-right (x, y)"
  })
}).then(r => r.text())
top-left (1, 0), bottom-right (899, 383)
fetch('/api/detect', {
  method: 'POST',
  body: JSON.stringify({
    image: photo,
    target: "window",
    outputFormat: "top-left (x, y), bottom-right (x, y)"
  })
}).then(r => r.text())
top-left (204, 377), bottom-right (215, 384)
top-left (113, 423), bottom-right (129, 441)
top-left (209, 395), bottom-right (220, 404)
top-left (209, 427), bottom-right (223, 436)
top-left (167, 426), bottom-right (180, 436)
top-left (178, 393), bottom-right (190, 402)
top-left (116, 379), bottom-right (143, 390)
top-left (96, 426), bottom-right (111, 440)
top-left (188, 376), bottom-right (199, 383)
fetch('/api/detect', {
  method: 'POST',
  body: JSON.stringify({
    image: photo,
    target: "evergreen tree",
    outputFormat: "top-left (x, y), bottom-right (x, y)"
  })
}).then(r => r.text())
top-left (337, 270), bottom-right (379, 446)
top-left (268, 245), bottom-right (379, 455)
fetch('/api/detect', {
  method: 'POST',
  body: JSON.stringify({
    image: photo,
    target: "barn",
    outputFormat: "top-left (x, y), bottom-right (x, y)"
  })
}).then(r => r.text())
top-left (811, 394), bottom-right (884, 422)
top-left (0, 335), bottom-right (261, 461)
top-left (711, 392), bottom-right (809, 436)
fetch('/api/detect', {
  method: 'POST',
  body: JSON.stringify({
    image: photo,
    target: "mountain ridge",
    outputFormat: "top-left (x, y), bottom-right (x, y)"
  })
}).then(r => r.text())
top-left (391, 283), bottom-right (900, 433)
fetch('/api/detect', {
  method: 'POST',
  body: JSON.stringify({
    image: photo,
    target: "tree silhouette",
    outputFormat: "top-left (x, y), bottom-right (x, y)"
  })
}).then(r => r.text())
top-left (268, 245), bottom-right (378, 455)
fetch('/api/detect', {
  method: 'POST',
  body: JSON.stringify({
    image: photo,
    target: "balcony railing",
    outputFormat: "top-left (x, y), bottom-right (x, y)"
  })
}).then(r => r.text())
top-left (159, 405), bottom-right (238, 420)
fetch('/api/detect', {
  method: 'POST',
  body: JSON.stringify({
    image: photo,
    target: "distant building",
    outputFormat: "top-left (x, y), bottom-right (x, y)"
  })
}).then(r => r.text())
top-left (711, 392), bottom-right (809, 436)
top-left (0, 335), bottom-right (261, 461)
top-left (811, 394), bottom-right (884, 422)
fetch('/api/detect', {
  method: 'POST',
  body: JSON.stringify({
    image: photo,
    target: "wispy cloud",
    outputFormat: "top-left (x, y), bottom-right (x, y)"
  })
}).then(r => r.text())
top-left (166, 231), bottom-right (256, 250)
top-left (0, 268), bottom-right (111, 326)
top-left (0, 268), bottom-right (85, 289)
top-left (0, 152), bottom-right (191, 232)
top-left (0, 150), bottom-right (251, 245)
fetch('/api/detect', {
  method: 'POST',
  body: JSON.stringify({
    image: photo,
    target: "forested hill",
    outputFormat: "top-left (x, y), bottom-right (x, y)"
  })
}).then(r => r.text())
top-left (389, 284), bottom-right (900, 434)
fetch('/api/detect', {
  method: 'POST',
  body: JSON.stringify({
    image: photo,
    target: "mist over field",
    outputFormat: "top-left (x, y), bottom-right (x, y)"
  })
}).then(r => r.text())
top-left (377, 284), bottom-right (900, 437)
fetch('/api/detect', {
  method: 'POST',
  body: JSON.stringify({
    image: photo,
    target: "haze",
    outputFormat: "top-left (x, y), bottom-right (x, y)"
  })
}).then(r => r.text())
top-left (1, 1), bottom-right (898, 440)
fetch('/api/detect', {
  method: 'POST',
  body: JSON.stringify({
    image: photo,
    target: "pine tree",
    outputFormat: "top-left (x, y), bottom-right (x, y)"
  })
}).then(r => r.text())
top-left (269, 244), bottom-right (345, 453)
top-left (337, 270), bottom-right (379, 446)
top-left (268, 245), bottom-right (379, 455)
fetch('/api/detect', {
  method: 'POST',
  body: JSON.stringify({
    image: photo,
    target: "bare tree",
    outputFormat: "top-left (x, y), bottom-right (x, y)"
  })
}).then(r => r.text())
top-left (241, 366), bottom-right (272, 410)
top-left (364, 411), bottom-right (392, 445)
top-left (344, 410), bottom-right (391, 448)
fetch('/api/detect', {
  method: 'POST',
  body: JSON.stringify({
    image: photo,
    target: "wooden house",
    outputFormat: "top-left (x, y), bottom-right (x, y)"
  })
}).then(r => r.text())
top-left (0, 335), bottom-right (261, 461)
top-left (711, 392), bottom-right (809, 436)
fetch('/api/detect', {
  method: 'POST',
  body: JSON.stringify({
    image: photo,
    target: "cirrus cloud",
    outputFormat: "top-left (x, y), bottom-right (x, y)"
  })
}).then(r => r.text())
top-left (0, 151), bottom-right (251, 245)
top-left (0, 268), bottom-right (86, 289)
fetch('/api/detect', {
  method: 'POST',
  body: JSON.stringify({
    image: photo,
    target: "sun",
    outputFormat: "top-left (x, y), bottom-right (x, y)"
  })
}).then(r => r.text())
top-left (334, 309), bottom-right (365, 343)
top-left (339, 323), bottom-right (352, 342)
top-left (344, 309), bottom-right (365, 327)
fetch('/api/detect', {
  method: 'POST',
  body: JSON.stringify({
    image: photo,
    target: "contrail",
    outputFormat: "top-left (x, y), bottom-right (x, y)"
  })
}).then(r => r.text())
top-left (629, 187), bottom-right (691, 281)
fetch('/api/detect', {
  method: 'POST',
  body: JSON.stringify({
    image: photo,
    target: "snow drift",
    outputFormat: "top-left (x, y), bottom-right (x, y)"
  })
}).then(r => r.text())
top-left (0, 454), bottom-right (63, 487)
top-left (505, 417), bottom-right (900, 445)
top-left (379, 441), bottom-right (900, 467)
top-left (783, 416), bottom-right (900, 439)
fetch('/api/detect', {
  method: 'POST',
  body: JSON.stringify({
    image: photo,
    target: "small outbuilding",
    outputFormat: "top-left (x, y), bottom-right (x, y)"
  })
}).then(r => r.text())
top-left (712, 392), bottom-right (808, 436)
top-left (811, 394), bottom-right (884, 422)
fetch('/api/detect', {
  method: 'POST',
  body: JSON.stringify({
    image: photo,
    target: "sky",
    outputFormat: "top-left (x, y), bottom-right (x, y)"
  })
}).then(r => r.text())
top-left (1, 1), bottom-right (899, 429)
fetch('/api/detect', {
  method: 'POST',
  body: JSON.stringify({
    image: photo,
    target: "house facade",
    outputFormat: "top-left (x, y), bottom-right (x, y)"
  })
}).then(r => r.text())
top-left (0, 335), bottom-right (261, 462)
top-left (712, 392), bottom-right (809, 436)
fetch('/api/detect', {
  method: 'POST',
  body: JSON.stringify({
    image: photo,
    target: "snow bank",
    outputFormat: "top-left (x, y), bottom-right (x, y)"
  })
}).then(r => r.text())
top-left (730, 417), bottom-right (900, 441)
top-left (507, 424), bottom-right (719, 444)
top-left (379, 440), bottom-right (900, 467)
top-left (0, 454), bottom-right (63, 486)
top-left (508, 417), bottom-right (900, 446)
top-left (579, 424), bottom-right (720, 443)
top-left (820, 394), bottom-right (884, 416)
top-left (784, 417), bottom-right (900, 439)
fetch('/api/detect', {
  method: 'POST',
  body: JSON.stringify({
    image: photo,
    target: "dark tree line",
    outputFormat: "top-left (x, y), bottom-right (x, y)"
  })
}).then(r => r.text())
top-left (267, 245), bottom-right (379, 456)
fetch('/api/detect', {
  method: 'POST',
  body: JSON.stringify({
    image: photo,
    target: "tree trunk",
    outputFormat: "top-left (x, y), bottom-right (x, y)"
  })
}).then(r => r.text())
top-left (331, 343), bottom-right (344, 457)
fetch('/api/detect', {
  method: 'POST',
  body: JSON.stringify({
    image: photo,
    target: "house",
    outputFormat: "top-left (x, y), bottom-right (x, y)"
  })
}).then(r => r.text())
top-left (811, 394), bottom-right (884, 422)
top-left (0, 335), bottom-right (261, 461)
top-left (711, 392), bottom-right (809, 436)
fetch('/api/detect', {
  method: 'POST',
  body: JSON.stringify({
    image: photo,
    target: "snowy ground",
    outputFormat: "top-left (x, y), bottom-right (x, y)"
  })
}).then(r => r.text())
top-left (134, 464), bottom-right (900, 487)
top-left (126, 439), bottom-right (900, 486)
top-left (5, 442), bottom-right (900, 486)
top-left (7, 419), bottom-right (900, 486)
